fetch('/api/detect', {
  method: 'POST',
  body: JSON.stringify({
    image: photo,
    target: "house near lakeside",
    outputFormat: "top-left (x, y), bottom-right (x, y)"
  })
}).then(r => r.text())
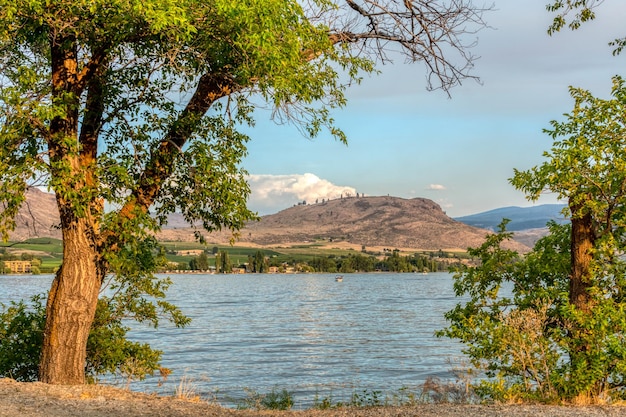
top-left (175, 249), bottom-right (205, 256)
top-left (3, 260), bottom-right (32, 274)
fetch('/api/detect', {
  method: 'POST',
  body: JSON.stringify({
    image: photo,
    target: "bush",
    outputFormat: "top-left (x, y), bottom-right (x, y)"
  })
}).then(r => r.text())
top-left (0, 294), bottom-right (164, 383)
top-left (439, 221), bottom-right (626, 403)
top-left (237, 387), bottom-right (294, 410)
top-left (0, 295), bottom-right (45, 381)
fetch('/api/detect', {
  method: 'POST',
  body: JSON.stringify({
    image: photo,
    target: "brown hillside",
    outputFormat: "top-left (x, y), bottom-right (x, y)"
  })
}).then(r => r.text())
top-left (241, 196), bottom-right (524, 251)
top-left (6, 188), bottom-right (61, 240)
top-left (161, 196), bottom-right (529, 252)
top-left (5, 191), bottom-right (529, 252)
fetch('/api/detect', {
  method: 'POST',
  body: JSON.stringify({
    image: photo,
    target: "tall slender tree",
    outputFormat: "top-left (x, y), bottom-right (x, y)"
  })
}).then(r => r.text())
top-left (511, 75), bottom-right (626, 379)
top-left (0, 0), bottom-right (489, 384)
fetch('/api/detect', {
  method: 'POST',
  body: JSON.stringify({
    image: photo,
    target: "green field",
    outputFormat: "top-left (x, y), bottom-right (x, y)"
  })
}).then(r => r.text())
top-left (0, 238), bottom-right (64, 272)
top-left (0, 239), bottom-right (359, 271)
top-left (1, 238), bottom-right (468, 272)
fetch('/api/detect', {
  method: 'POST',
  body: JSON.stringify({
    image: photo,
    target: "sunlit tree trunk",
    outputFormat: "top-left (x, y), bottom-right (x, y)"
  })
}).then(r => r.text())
top-left (39, 203), bottom-right (104, 384)
top-left (38, 33), bottom-right (106, 384)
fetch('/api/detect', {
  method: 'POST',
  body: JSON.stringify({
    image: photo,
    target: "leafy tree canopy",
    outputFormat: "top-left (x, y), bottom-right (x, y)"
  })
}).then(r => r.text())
top-left (0, 0), bottom-right (490, 383)
top-left (442, 76), bottom-right (626, 403)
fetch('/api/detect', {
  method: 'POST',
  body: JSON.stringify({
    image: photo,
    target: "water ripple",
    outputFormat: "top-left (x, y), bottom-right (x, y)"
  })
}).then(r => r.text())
top-left (0, 272), bottom-right (468, 408)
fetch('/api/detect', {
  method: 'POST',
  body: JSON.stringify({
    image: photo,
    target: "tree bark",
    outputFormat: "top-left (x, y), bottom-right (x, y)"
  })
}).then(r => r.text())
top-left (39, 200), bottom-right (104, 384)
top-left (569, 201), bottom-right (595, 314)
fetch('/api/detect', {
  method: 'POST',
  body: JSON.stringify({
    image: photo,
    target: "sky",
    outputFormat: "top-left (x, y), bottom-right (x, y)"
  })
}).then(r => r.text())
top-left (241, 1), bottom-right (626, 218)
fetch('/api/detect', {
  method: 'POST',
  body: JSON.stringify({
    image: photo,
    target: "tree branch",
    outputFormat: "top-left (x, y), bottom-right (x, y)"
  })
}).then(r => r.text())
top-left (327, 0), bottom-right (490, 92)
top-left (114, 72), bottom-right (242, 226)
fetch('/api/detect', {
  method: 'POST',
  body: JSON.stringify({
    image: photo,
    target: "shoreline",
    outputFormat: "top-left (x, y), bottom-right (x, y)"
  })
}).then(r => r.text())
top-left (1, 379), bottom-right (625, 417)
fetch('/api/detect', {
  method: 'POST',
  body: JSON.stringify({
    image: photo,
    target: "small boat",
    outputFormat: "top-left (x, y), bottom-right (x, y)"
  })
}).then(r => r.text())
top-left (335, 275), bottom-right (343, 282)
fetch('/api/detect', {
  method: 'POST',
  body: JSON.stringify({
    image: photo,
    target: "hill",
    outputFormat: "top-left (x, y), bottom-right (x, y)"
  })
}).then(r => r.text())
top-left (5, 190), bottom-right (529, 252)
top-left (454, 204), bottom-right (567, 232)
top-left (4, 188), bottom-right (61, 240)
top-left (160, 196), bottom-right (528, 252)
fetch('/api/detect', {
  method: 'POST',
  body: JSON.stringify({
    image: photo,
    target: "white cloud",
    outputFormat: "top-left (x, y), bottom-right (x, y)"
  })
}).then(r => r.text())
top-left (247, 173), bottom-right (357, 215)
top-left (427, 184), bottom-right (446, 191)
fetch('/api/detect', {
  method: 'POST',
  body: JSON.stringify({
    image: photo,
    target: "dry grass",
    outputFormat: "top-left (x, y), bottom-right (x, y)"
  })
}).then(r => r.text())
top-left (2, 378), bottom-right (626, 417)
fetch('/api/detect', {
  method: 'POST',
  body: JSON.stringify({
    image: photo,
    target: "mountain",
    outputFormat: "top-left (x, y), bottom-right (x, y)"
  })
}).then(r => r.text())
top-left (5, 188), bottom-right (61, 240)
top-left (161, 196), bottom-right (528, 252)
top-left (6, 191), bottom-right (530, 252)
top-left (454, 204), bottom-right (567, 232)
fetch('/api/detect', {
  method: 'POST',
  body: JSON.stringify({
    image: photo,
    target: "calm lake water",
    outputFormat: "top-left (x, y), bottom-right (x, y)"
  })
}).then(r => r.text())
top-left (0, 272), bottom-right (468, 407)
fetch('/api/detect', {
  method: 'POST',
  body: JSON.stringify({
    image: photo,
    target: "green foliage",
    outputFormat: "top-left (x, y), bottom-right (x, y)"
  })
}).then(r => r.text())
top-left (215, 250), bottom-right (232, 273)
top-left (236, 387), bottom-right (294, 410)
top-left (104, 236), bottom-right (191, 329)
top-left (251, 250), bottom-right (267, 273)
top-left (348, 389), bottom-right (384, 407)
top-left (0, 294), bottom-right (166, 383)
top-left (189, 252), bottom-right (209, 271)
top-left (546, 0), bottom-right (625, 55)
top-left (86, 298), bottom-right (164, 383)
top-left (261, 388), bottom-right (294, 410)
top-left (441, 76), bottom-right (626, 403)
top-left (0, 295), bottom-right (45, 381)
top-left (438, 223), bottom-right (560, 402)
top-left (441, 222), bottom-right (626, 402)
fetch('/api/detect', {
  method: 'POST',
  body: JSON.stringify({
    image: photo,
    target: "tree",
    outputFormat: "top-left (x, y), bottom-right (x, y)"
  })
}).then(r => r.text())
top-left (252, 250), bottom-right (267, 273)
top-left (0, 0), bottom-right (490, 384)
top-left (190, 252), bottom-right (209, 271)
top-left (196, 252), bottom-right (209, 271)
top-left (511, 76), bottom-right (626, 386)
top-left (441, 77), bottom-right (626, 402)
top-left (215, 251), bottom-right (231, 274)
top-left (511, 76), bottom-right (626, 317)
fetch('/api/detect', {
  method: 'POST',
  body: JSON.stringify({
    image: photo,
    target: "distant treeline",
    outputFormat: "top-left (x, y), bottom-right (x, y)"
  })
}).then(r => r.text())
top-left (174, 248), bottom-right (463, 274)
top-left (303, 251), bottom-right (453, 273)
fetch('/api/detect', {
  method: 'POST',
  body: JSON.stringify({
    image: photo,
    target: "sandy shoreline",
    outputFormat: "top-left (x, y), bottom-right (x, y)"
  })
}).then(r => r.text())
top-left (1, 378), bottom-right (625, 417)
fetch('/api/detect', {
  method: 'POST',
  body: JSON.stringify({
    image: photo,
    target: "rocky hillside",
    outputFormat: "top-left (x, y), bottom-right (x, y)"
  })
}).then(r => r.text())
top-left (246, 196), bottom-right (502, 250)
top-left (162, 196), bottom-right (528, 252)
top-left (5, 188), bottom-right (61, 240)
top-left (5, 190), bottom-right (529, 252)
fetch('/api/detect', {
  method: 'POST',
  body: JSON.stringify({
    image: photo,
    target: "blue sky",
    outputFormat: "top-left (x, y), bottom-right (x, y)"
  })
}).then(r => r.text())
top-left (242, 1), bottom-right (626, 217)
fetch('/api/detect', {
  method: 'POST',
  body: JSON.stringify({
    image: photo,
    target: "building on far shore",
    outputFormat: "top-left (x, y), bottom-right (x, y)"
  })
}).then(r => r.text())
top-left (4, 260), bottom-right (32, 274)
top-left (175, 249), bottom-right (205, 256)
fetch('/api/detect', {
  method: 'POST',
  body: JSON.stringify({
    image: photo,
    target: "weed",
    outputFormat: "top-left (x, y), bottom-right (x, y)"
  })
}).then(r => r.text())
top-left (349, 389), bottom-right (384, 407)
top-left (236, 387), bottom-right (294, 410)
top-left (175, 375), bottom-right (201, 402)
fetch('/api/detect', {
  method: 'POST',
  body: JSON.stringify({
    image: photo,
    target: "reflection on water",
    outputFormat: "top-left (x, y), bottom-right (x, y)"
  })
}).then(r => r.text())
top-left (0, 272), bottom-right (467, 407)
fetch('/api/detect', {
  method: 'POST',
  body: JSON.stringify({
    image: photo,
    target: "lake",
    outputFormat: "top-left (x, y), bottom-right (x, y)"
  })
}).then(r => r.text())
top-left (0, 272), bottom-right (468, 407)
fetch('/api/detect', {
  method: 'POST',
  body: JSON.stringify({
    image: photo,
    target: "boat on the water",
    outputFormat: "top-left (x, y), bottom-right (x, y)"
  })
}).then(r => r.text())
top-left (335, 275), bottom-right (343, 282)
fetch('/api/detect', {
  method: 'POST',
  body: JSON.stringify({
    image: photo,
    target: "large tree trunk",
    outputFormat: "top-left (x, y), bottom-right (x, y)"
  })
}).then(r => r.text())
top-left (39, 204), bottom-right (103, 384)
top-left (569, 203), bottom-right (595, 314)
top-left (567, 198), bottom-right (597, 396)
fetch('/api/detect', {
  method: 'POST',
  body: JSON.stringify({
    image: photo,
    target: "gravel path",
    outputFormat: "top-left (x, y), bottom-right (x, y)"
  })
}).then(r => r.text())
top-left (1, 378), bottom-right (624, 417)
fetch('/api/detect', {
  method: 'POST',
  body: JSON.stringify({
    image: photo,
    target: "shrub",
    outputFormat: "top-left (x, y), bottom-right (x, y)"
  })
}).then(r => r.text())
top-left (237, 387), bottom-right (294, 410)
top-left (439, 221), bottom-right (626, 403)
top-left (0, 294), bottom-right (164, 383)
top-left (0, 295), bottom-right (45, 381)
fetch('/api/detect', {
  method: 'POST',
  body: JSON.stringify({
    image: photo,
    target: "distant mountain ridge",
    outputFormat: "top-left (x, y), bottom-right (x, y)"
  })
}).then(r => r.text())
top-left (454, 204), bottom-right (567, 232)
top-left (160, 195), bottom-right (529, 252)
top-left (7, 189), bottom-right (533, 252)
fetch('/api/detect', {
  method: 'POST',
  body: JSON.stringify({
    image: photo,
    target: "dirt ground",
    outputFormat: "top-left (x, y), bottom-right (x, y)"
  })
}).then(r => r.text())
top-left (1, 378), bottom-right (625, 417)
